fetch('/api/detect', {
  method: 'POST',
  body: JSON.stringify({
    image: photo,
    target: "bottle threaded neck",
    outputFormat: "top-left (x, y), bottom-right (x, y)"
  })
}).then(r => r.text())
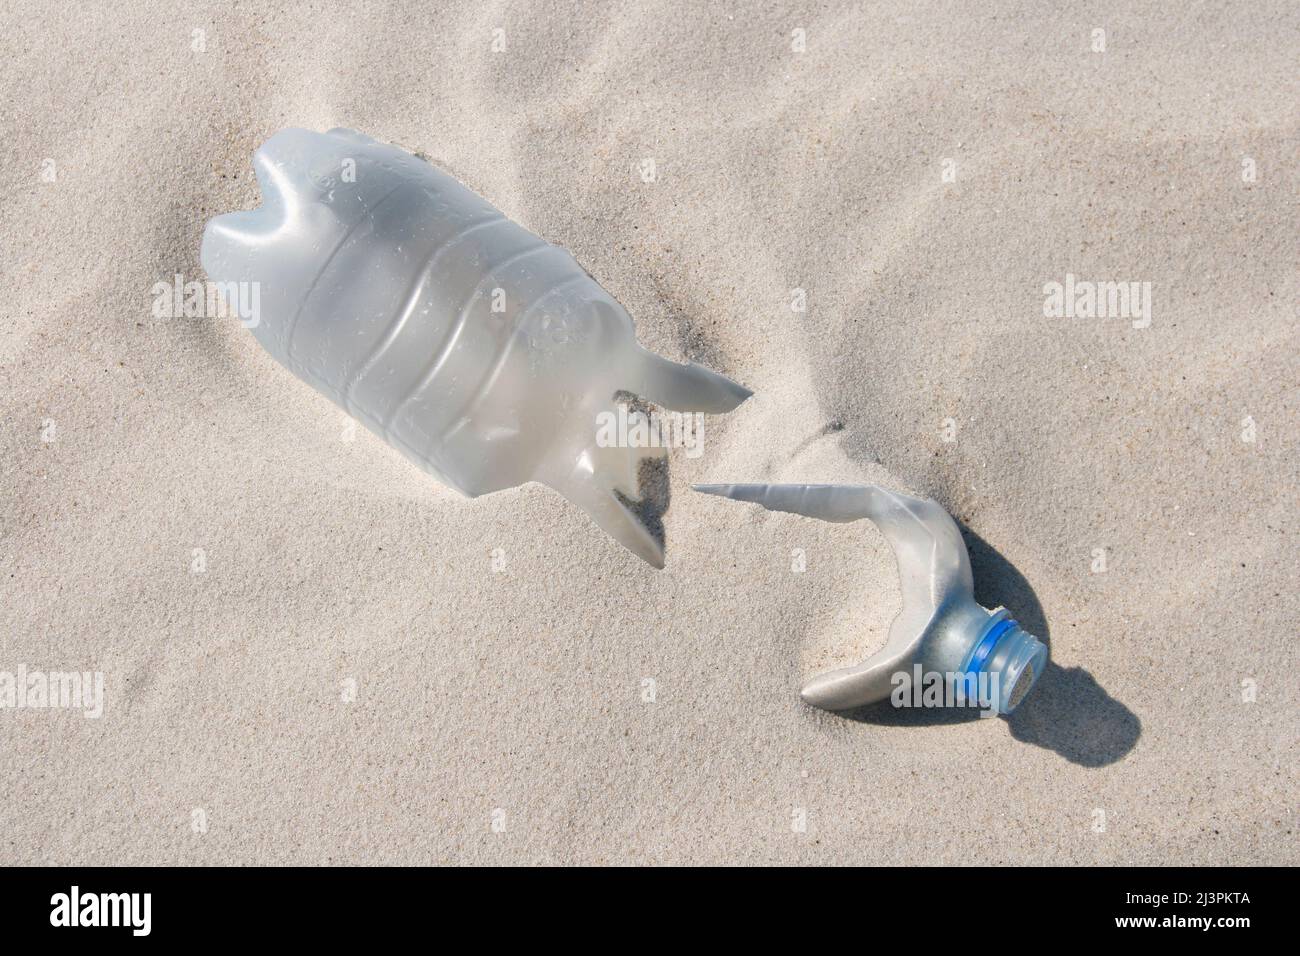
top-left (963, 611), bottom-right (1049, 715)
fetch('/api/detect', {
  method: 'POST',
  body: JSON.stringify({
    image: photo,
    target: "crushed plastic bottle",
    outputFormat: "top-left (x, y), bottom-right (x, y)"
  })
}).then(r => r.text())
top-left (694, 483), bottom-right (1049, 715)
top-left (202, 128), bottom-right (750, 567)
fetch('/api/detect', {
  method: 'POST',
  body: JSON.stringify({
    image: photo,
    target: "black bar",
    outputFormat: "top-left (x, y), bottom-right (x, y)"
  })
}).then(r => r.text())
top-left (0, 866), bottom-right (1281, 941)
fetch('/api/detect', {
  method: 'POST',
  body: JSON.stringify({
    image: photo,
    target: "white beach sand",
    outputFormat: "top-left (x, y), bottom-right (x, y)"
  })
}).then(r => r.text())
top-left (2, 1), bottom-right (1296, 864)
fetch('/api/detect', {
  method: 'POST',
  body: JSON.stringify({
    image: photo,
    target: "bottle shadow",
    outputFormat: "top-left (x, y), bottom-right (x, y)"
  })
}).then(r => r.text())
top-left (833, 523), bottom-right (1141, 767)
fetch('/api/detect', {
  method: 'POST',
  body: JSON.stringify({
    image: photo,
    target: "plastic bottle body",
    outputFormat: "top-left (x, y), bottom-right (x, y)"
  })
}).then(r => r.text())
top-left (202, 128), bottom-right (750, 566)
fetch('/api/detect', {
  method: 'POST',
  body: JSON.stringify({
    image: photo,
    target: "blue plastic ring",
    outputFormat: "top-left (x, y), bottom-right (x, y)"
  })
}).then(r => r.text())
top-left (966, 617), bottom-right (1015, 676)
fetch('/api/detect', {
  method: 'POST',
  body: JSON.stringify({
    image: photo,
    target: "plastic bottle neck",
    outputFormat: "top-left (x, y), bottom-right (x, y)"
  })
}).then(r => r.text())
top-left (961, 609), bottom-right (1048, 715)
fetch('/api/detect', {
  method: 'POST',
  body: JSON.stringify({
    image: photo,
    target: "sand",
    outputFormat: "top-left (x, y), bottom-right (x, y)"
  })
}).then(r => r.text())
top-left (2, 0), bottom-right (1296, 864)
